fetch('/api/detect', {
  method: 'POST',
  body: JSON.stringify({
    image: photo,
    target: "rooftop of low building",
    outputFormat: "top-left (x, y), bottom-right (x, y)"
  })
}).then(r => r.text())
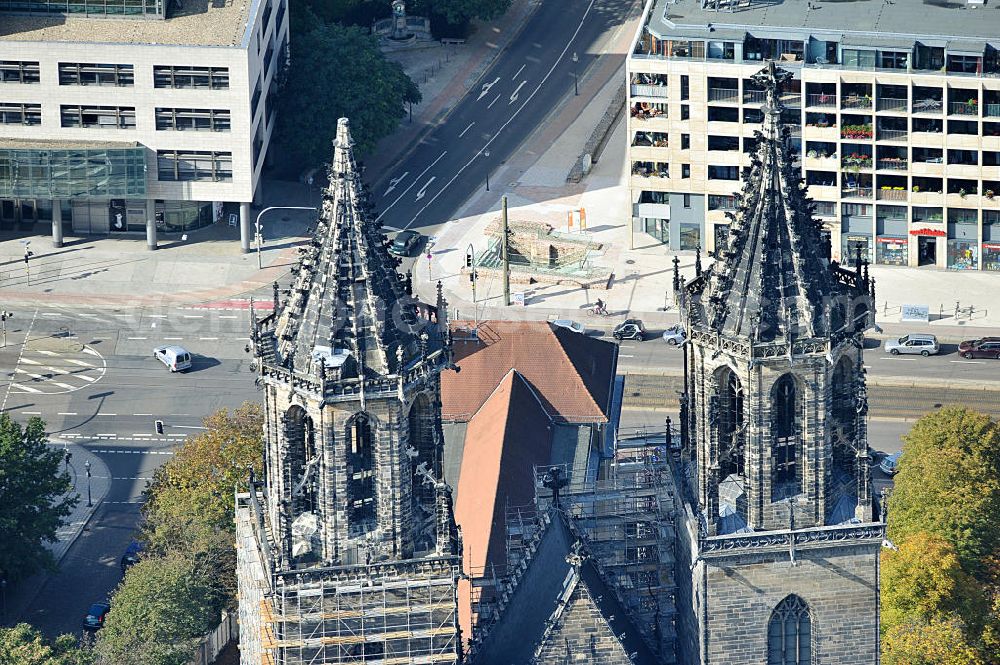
top-left (0, 0), bottom-right (254, 47)
top-left (644, 0), bottom-right (1000, 44)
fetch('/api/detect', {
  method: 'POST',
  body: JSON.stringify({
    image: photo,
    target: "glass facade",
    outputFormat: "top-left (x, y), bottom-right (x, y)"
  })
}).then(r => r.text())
top-left (0, 147), bottom-right (146, 199)
top-left (876, 237), bottom-right (907, 265)
top-left (947, 239), bottom-right (978, 270)
top-left (983, 242), bottom-right (1000, 272)
top-left (0, 0), bottom-right (164, 16)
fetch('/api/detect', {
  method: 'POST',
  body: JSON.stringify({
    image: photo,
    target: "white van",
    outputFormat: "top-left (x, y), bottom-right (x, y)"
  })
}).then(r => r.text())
top-left (153, 345), bottom-right (192, 372)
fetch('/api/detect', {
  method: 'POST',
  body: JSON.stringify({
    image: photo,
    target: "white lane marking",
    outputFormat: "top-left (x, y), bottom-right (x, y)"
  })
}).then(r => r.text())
top-left (236, 337), bottom-right (251, 341)
top-left (199, 337), bottom-right (219, 341)
top-left (10, 384), bottom-right (42, 393)
top-left (42, 312), bottom-right (60, 317)
top-left (403, 0), bottom-right (597, 229)
top-left (488, 93), bottom-right (501, 109)
top-left (97, 413), bottom-right (117, 416)
top-left (878, 356), bottom-right (913, 360)
top-left (76, 374), bottom-right (97, 382)
top-left (171, 425), bottom-right (209, 430)
top-left (375, 152), bottom-right (448, 223)
top-left (219, 315), bottom-right (238, 319)
top-left (385, 171), bottom-right (409, 195)
top-left (20, 357), bottom-right (40, 365)
top-left (182, 315), bottom-right (203, 319)
top-left (415, 177), bottom-right (436, 201)
top-left (149, 314), bottom-right (167, 318)
top-left (131, 433), bottom-right (153, 437)
top-left (950, 360), bottom-right (984, 364)
top-left (40, 365), bottom-right (72, 375)
top-left (66, 359), bottom-right (94, 367)
top-left (79, 313), bottom-right (98, 318)
top-left (509, 79), bottom-right (527, 104)
top-left (134, 413), bottom-right (153, 416)
top-left (477, 76), bottom-right (500, 101)
top-left (167, 433), bottom-right (187, 438)
top-left (21, 411), bottom-right (41, 414)
top-left (619, 354), bottom-right (635, 358)
top-left (164, 337), bottom-right (183, 340)
top-left (57, 412), bottom-right (77, 416)
top-left (512, 63), bottom-right (526, 80)
top-left (128, 337), bottom-right (147, 340)
top-left (459, 122), bottom-right (475, 138)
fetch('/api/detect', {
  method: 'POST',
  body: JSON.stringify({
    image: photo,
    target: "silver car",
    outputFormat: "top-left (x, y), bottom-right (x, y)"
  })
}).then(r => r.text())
top-left (884, 333), bottom-right (939, 356)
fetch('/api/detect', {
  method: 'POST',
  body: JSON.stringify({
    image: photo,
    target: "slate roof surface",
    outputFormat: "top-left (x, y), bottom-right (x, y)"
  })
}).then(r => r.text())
top-left (443, 321), bottom-right (617, 423)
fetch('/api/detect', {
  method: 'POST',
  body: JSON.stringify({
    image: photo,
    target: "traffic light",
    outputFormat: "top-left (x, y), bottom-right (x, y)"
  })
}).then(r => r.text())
top-left (23, 249), bottom-right (33, 264)
top-left (465, 251), bottom-right (473, 268)
top-left (154, 420), bottom-right (164, 435)
top-left (0, 310), bottom-right (11, 322)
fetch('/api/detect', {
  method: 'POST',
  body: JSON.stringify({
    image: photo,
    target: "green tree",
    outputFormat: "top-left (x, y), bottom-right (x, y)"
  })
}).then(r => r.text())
top-left (888, 406), bottom-right (1000, 577)
top-left (882, 616), bottom-right (985, 665)
top-left (881, 532), bottom-right (988, 636)
top-left (0, 415), bottom-right (76, 582)
top-left (416, 0), bottom-right (510, 24)
top-left (141, 402), bottom-right (264, 602)
top-left (274, 20), bottom-right (421, 165)
top-left (94, 553), bottom-right (222, 665)
top-left (0, 624), bottom-right (92, 665)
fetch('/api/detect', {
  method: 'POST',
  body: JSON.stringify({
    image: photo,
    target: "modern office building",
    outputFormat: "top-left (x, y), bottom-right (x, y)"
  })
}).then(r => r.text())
top-left (627, 0), bottom-right (1000, 270)
top-left (0, 0), bottom-right (288, 249)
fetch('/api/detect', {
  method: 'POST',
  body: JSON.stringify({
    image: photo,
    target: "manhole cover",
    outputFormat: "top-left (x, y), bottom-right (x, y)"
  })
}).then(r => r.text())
top-left (626, 259), bottom-right (636, 265)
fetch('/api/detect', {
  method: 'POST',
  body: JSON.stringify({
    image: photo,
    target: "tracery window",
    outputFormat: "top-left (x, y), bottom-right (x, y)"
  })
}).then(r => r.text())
top-left (767, 595), bottom-right (811, 665)
top-left (772, 374), bottom-right (801, 499)
top-left (718, 367), bottom-right (745, 479)
top-left (347, 414), bottom-right (377, 530)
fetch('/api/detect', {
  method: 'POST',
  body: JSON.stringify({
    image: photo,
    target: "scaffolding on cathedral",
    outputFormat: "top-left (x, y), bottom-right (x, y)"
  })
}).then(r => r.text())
top-left (468, 434), bottom-right (679, 660)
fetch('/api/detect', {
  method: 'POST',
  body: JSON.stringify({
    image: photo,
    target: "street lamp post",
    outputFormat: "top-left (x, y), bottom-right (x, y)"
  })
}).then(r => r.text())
top-left (467, 243), bottom-right (478, 303)
top-left (85, 460), bottom-right (92, 507)
top-left (254, 206), bottom-right (318, 269)
top-left (572, 52), bottom-right (579, 96)
top-left (484, 149), bottom-right (491, 191)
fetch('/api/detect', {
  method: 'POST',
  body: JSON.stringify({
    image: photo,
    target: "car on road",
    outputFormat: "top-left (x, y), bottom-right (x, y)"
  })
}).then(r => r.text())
top-left (958, 337), bottom-right (1000, 359)
top-left (551, 319), bottom-right (585, 334)
top-left (121, 541), bottom-right (144, 573)
top-left (154, 345), bottom-right (192, 372)
top-left (388, 230), bottom-right (422, 256)
top-left (884, 333), bottom-right (939, 356)
top-left (879, 451), bottom-right (902, 476)
top-left (661, 324), bottom-right (687, 346)
top-left (613, 319), bottom-right (647, 341)
top-left (83, 602), bottom-right (111, 631)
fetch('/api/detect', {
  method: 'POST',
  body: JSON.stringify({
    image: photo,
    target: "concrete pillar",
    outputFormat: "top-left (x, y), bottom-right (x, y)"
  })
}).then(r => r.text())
top-left (240, 202), bottom-right (252, 253)
top-left (146, 199), bottom-right (157, 250)
top-left (51, 199), bottom-right (63, 248)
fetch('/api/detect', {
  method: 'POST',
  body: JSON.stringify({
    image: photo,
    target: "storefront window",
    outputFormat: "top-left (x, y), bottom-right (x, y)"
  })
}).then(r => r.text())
top-left (983, 242), bottom-right (1000, 271)
top-left (643, 218), bottom-right (669, 243)
top-left (163, 201), bottom-right (213, 232)
top-left (679, 223), bottom-right (701, 250)
top-left (947, 239), bottom-right (978, 270)
top-left (842, 235), bottom-right (872, 264)
top-left (876, 237), bottom-right (907, 265)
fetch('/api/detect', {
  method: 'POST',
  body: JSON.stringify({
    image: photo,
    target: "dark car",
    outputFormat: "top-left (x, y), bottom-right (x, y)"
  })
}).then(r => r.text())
top-left (83, 602), bottom-right (111, 631)
top-left (121, 541), bottom-right (144, 573)
top-left (958, 337), bottom-right (1000, 359)
top-left (613, 319), bottom-right (647, 341)
top-left (388, 230), bottom-right (422, 256)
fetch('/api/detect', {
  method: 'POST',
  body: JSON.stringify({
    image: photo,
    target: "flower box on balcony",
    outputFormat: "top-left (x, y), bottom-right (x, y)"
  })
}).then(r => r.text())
top-left (841, 124), bottom-right (873, 140)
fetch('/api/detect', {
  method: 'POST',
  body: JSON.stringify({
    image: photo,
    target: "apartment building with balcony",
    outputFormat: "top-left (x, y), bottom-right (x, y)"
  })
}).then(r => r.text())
top-left (627, 0), bottom-right (1000, 271)
top-left (0, 0), bottom-right (288, 250)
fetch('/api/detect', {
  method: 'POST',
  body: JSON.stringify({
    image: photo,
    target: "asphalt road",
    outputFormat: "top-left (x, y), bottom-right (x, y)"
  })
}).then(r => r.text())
top-left (0, 304), bottom-right (258, 638)
top-left (371, 0), bottom-right (635, 236)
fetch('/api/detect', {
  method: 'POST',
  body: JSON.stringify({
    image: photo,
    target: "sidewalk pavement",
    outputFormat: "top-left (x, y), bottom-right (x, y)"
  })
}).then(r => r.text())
top-left (1, 442), bottom-right (111, 628)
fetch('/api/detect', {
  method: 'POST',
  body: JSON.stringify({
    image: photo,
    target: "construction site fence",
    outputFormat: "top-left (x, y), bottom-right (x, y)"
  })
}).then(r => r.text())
top-left (189, 610), bottom-right (238, 665)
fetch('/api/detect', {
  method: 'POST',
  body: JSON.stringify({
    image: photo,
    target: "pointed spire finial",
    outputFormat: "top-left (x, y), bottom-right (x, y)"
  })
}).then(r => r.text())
top-left (695, 244), bottom-right (702, 277)
top-left (272, 281), bottom-right (280, 313)
top-left (672, 255), bottom-right (681, 292)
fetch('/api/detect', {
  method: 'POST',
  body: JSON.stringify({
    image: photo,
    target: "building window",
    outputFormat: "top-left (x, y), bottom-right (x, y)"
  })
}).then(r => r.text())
top-left (155, 108), bottom-right (231, 132)
top-left (767, 595), bottom-right (811, 665)
top-left (0, 0), bottom-right (164, 17)
top-left (276, 0), bottom-right (286, 26)
top-left (682, 164), bottom-right (691, 179)
top-left (771, 375), bottom-right (800, 499)
top-left (842, 48), bottom-right (876, 70)
top-left (681, 133), bottom-right (690, 150)
top-left (153, 66), bottom-right (229, 90)
top-left (681, 104), bottom-right (690, 120)
top-left (708, 195), bottom-right (736, 211)
top-left (680, 74), bottom-right (689, 100)
top-left (0, 61), bottom-right (40, 84)
top-left (60, 105), bottom-right (136, 129)
top-left (717, 367), bottom-right (744, 479)
top-left (708, 165), bottom-right (739, 180)
top-left (251, 78), bottom-right (263, 118)
top-left (156, 151), bottom-right (233, 182)
top-left (58, 63), bottom-right (134, 86)
top-left (0, 103), bottom-right (42, 125)
top-left (682, 193), bottom-right (691, 208)
top-left (347, 413), bottom-right (378, 530)
top-left (261, 0), bottom-right (272, 27)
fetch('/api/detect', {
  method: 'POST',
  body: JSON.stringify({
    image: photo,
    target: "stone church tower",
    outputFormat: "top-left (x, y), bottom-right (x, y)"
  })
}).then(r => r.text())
top-left (672, 63), bottom-right (885, 665)
top-left (236, 118), bottom-right (462, 665)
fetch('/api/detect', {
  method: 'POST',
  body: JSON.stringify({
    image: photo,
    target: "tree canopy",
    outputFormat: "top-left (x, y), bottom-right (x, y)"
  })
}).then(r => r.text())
top-left (0, 624), bottom-right (92, 665)
top-left (882, 616), bottom-right (985, 665)
top-left (0, 415), bottom-right (76, 582)
top-left (274, 19), bottom-right (421, 165)
top-left (415, 0), bottom-right (511, 24)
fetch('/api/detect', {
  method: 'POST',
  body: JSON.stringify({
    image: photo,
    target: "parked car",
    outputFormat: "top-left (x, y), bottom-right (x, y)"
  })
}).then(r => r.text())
top-left (388, 230), bottom-right (422, 256)
top-left (879, 451), bottom-right (902, 476)
top-left (153, 345), bottom-right (192, 372)
top-left (613, 319), bottom-right (647, 341)
top-left (120, 541), bottom-right (144, 573)
top-left (661, 324), bottom-right (687, 346)
top-left (958, 337), bottom-right (1000, 359)
top-left (884, 333), bottom-right (939, 356)
top-left (551, 319), bottom-right (585, 334)
top-left (83, 602), bottom-right (111, 631)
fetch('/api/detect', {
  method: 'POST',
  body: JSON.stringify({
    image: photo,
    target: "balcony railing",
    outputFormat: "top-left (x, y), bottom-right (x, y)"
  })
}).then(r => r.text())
top-left (806, 93), bottom-right (837, 108)
top-left (743, 89), bottom-right (766, 104)
top-left (842, 187), bottom-right (873, 198)
top-left (949, 101), bottom-right (979, 116)
top-left (878, 129), bottom-right (908, 142)
top-left (876, 97), bottom-right (907, 112)
top-left (912, 98), bottom-right (943, 113)
top-left (630, 84), bottom-right (668, 98)
top-left (841, 94), bottom-right (873, 110)
top-left (708, 87), bottom-right (739, 103)
top-left (842, 157), bottom-right (873, 170)
top-left (986, 103), bottom-right (1000, 118)
top-left (877, 188), bottom-right (908, 201)
top-left (877, 158), bottom-right (908, 171)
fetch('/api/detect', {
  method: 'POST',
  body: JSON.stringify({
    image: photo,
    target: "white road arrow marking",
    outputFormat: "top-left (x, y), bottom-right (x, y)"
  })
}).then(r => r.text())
top-left (416, 177), bottom-right (436, 201)
top-left (509, 80), bottom-right (527, 104)
top-left (375, 151), bottom-right (447, 223)
top-left (478, 77), bottom-right (500, 101)
top-left (385, 171), bottom-right (409, 195)
top-left (459, 122), bottom-right (475, 138)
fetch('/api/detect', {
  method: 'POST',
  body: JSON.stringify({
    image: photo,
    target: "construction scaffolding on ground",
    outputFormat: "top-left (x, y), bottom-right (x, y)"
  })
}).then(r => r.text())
top-left (236, 492), bottom-right (462, 665)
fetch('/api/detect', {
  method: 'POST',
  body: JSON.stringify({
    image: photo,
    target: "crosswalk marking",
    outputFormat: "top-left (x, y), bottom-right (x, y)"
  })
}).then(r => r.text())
top-left (11, 385), bottom-right (42, 393)
top-left (66, 359), bottom-right (94, 367)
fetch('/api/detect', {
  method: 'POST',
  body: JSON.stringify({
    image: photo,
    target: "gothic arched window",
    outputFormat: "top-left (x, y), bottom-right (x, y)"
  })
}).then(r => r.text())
top-left (346, 413), bottom-right (377, 530)
top-left (717, 367), bottom-right (745, 479)
top-left (285, 406), bottom-right (317, 515)
top-left (767, 595), bottom-right (811, 665)
top-left (852, 301), bottom-right (870, 332)
top-left (771, 374), bottom-right (801, 499)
